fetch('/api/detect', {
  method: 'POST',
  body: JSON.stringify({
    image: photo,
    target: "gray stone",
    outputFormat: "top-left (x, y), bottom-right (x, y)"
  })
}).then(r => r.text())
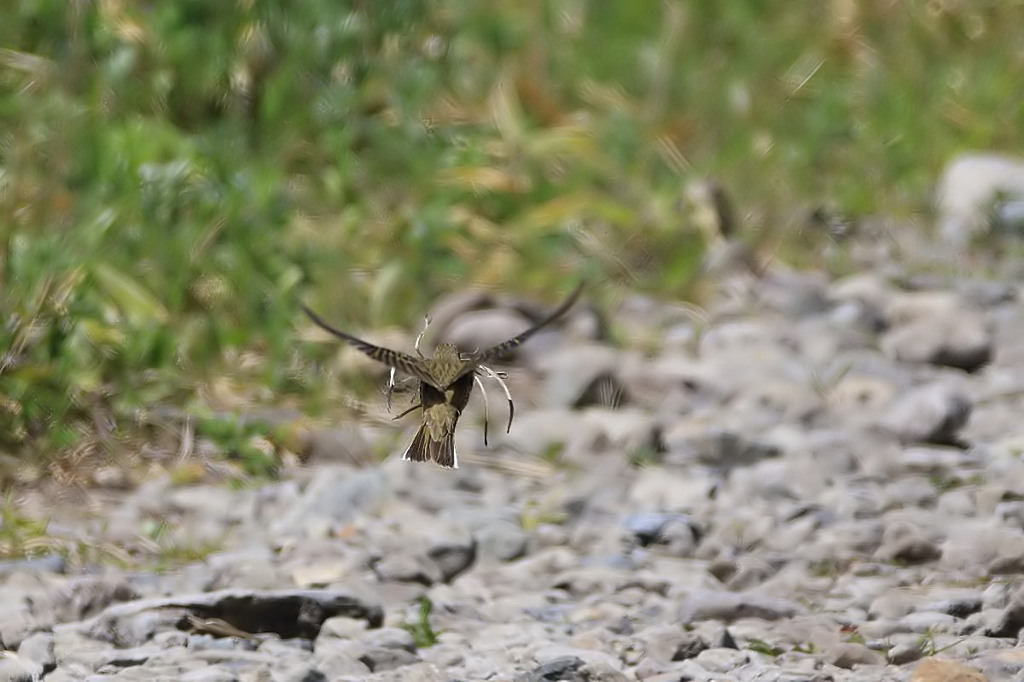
top-left (357, 647), bottom-right (420, 672)
top-left (578, 661), bottom-right (630, 682)
top-left (937, 152), bottom-right (1024, 245)
top-left (359, 627), bottom-right (416, 653)
top-left (16, 631), bottom-right (54, 671)
top-left (75, 588), bottom-right (383, 646)
top-left (372, 554), bottom-right (437, 586)
top-left (537, 344), bottom-right (625, 409)
top-left (692, 647), bottom-right (749, 672)
top-left (0, 652), bottom-right (44, 682)
top-left (304, 426), bottom-right (373, 466)
top-left (273, 467), bottom-right (391, 537)
top-left (635, 625), bottom-right (708, 662)
top-left (272, 664), bottom-right (328, 682)
top-left (879, 384), bottom-right (972, 446)
top-left (875, 522), bottom-right (941, 565)
top-left (987, 589), bottom-right (1024, 638)
top-left (888, 641), bottom-right (924, 665)
top-left (312, 650), bottom-right (369, 678)
top-left (476, 521), bottom-right (529, 562)
top-left (54, 577), bottom-right (139, 623)
top-left (662, 425), bottom-right (781, 471)
top-left (827, 642), bottom-right (885, 669)
top-left (179, 668), bottom-right (240, 682)
top-left (679, 590), bottom-right (803, 623)
top-left (425, 539), bottom-right (476, 583)
top-left (882, 310), bottom-right (993, 372)
top-left (316, 616), bottom-right (367, 640)
top-left (515, 655), bottom-right (585, 682)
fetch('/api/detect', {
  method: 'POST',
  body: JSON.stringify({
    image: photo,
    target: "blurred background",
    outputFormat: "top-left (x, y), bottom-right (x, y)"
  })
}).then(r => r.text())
top-left (1, 1), bottom-right (1022, 489)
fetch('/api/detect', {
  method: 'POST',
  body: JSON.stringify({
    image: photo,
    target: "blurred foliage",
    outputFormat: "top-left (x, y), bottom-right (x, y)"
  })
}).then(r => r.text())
top-left (0, 493), bottom-right (130, 564)
top-left (1, 0), bottom-right (1022, 474)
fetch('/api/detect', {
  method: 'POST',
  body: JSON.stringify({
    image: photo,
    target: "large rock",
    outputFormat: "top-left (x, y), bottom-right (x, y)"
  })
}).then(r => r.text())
top-left (66, 588), bottom-right (383, 647)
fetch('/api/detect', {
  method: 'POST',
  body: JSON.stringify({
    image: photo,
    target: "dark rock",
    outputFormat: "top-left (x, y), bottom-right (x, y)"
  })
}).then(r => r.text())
top-left (75, 588), bottom-right (383, 647)
top-left (515, 655), bottom-right (585, 682)
top-left (273, 664), bottom-right (329, 682)
top-left (987, 589), bottom-right (1024, 638)
top-left (876, 523), bottom-right (941, 565)
top-left (372, 555), bottom-right (437, 586)
top-left (712, 628), bottom-right (739, 650)
top-left (624, 513), bottom-right (698, 547)
top-left (880, 384), bottom-right (972, 446)
top-left (426, 539), bottom-right (476, 583)
top-left (828, 642), bottom-right (885, 669)
top-left (358, 646), bottom-right (420, 672)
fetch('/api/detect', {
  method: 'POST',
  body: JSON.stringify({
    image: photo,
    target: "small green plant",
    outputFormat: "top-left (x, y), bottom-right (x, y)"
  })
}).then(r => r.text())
top-left (520, 498), bottom-right (568, 531)
top-left (917, 629), bottom-right (967, 658)
top-left (0, 496), bottom-right (52, 559)
top-left (140, 517), bottom-right (223, 571)
top-left (843, 628), bottom-right (866, 646)
top-left (746, 638), bottom-right (784, 657)
top-left (197, 413), bottom-right (280, 480)
top-left (401, 597), bottom-right (442, 648)
top-left (0, 495), bottom-right (130, 567)
top-left (539, 442), bottom-right (566, 466)
top-left (628, 446), bottom-right (661, 468)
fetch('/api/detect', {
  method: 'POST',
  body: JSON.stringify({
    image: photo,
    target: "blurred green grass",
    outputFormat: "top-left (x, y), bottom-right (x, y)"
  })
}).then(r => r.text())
top-left (1, 0), bottom-right (1021, 479)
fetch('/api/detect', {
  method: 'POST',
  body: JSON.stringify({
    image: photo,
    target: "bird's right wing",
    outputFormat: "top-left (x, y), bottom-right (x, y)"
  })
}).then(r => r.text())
top-left (302, 305), bottom-right (441, 388)
top-left (455, 281), bottom-right (584, 378)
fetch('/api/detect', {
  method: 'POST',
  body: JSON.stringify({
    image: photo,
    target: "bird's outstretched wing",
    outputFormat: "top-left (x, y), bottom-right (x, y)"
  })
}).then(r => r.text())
top-left (302, 305), bottom-right (442, 388)
top-left (456, 282), bottom-right (583, 378)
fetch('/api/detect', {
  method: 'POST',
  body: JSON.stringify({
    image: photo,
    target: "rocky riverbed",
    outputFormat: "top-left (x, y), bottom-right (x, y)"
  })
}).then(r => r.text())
top-left (4, 240), bottom-right (1024, 681)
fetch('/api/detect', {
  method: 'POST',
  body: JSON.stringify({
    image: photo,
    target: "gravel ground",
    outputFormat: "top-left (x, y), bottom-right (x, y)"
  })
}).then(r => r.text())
top-left (3, 232), bottom-right (1024, 682)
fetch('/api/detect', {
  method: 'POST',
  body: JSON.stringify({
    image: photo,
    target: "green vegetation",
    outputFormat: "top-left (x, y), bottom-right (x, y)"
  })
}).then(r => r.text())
top-left (1, 1), bottom-right (1022, 483)
top-left (401, 596), bottom-right (442, 648)
top-left (0, 494), bottom-right (129, 565)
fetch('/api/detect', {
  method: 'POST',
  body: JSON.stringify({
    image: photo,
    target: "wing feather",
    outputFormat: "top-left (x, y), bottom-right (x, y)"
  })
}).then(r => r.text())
top-left (455, 282), bottom-right (583, 379)
top-left (302, 305), bottom-right (441, 387)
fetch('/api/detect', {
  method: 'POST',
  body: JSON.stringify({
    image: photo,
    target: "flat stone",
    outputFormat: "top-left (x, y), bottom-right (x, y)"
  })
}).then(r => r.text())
top-left (679, 590), bottom-right (803, 623)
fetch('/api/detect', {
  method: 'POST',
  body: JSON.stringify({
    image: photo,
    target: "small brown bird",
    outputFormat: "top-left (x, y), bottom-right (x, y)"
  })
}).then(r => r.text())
top-left (303, 283), bottom-right (582, 468)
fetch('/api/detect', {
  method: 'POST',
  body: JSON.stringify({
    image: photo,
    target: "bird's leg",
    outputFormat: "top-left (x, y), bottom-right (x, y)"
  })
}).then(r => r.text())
top-left (392, 401), bottom-right (422, 420)
top-left (414, 314), bottom-right (432, 358)
top-left (385, 367), bottom-right (397, 411)
top-left (479, 365), bottom-right (514, 434)
top-left (473, 374), bottom-right (490, 446)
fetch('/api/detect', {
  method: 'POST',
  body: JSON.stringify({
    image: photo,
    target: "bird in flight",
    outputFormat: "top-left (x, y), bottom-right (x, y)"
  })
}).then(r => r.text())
top-left (302, 283), bottom-right (583, 468)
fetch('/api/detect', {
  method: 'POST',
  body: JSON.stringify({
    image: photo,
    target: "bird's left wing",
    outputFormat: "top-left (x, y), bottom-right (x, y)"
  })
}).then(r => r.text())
top-left (302, 305), bottom-right (442, 388)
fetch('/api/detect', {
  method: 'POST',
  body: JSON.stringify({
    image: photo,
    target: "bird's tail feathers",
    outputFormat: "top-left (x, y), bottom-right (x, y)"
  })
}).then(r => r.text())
top-left (402, 425), bottom-right (458, 469)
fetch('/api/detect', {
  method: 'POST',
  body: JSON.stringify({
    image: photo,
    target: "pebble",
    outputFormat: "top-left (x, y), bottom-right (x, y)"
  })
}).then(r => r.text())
top-left (15, 247), bottom-right (1024, 681)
